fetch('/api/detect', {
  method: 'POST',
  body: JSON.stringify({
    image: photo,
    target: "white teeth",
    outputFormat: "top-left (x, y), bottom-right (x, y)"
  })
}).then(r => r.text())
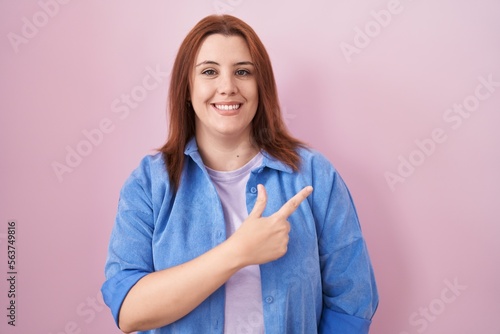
top-left (214, 104), bottom-right (241, 111)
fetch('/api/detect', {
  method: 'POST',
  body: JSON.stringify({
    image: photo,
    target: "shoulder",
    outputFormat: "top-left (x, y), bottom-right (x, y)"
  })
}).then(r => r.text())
top-left (296, 146), bottom-right (338, 175)
top-left (120, 152), bottom-right (171, 203)
top-left (128, 152), bottom-right (167, 182)
top-left (293, 146), bottom-right (354, 199)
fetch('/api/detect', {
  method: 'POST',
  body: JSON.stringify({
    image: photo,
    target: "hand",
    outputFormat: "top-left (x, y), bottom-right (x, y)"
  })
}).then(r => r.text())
top-left (230, 184), bottom-right (313, 266)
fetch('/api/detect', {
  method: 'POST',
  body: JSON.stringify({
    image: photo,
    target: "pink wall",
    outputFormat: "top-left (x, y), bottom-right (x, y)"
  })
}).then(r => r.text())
top-left (1, 1), bottom-right (499, 333)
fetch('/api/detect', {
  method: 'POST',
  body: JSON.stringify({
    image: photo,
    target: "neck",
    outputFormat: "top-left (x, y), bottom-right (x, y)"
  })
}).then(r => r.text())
top-left (196, 129), bottom-right (259, 171)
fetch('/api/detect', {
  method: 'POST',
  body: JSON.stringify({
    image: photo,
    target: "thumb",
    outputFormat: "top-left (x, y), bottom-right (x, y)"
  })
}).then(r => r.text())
top-left (248, 184), bottom-right (267, 219)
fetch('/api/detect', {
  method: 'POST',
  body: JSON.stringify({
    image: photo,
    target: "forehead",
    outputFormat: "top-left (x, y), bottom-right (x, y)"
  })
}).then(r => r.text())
top-left (195, 34), bottom-right (252, 63)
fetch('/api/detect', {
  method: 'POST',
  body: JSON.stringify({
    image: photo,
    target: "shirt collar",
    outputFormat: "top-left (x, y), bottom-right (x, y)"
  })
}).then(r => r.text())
top-left (184, 137), bottom-right (293, 174)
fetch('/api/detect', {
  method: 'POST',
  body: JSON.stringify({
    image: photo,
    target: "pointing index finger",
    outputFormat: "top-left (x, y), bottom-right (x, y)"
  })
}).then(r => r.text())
top-left (275, 186), bottom-right (313, 219)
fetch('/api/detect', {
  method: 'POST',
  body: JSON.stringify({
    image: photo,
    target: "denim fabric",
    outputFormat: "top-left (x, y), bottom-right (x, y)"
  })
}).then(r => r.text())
top-left (101, 138), bottom-right (379, 333)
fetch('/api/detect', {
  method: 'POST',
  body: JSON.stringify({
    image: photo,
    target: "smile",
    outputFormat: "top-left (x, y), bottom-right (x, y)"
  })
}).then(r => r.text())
top-left (212, 104), bottom-right (241, 111)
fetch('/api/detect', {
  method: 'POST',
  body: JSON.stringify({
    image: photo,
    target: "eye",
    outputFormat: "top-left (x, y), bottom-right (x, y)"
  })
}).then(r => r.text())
top-left (235, 69), bottom-right (251, 76)
top-left (201, 69), bottom-right (217, 76)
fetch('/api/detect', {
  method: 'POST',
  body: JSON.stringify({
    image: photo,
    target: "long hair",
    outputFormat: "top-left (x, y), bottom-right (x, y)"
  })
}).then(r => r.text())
top-left (159, 14), bottom-right (304, 189)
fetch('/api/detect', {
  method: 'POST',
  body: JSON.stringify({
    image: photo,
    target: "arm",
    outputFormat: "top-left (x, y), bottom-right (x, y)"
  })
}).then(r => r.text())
top-left (103, 179), bottom-right (312, 333)
top-left (311, 158), bottom-right (378, 333)
top-left (118, 236), bottom-right (245, 332)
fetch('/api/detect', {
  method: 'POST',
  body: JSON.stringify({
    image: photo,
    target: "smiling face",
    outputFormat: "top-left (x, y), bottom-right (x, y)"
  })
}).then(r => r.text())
top-left (190, 34), bottom-right (259, 143)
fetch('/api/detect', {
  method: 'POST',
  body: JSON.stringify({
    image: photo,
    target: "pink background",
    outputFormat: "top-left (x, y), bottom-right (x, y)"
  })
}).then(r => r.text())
top-left (1, 1), bottom-right (499, 333)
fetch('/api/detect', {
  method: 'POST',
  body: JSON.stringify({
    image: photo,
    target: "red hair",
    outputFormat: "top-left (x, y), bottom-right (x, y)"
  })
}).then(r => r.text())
top-left (159, 14), bottom-right (304, 189)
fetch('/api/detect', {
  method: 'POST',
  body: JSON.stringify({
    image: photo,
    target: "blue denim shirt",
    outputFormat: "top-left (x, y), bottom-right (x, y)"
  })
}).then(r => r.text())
top-left (102, 138), bottom-right (378, 333)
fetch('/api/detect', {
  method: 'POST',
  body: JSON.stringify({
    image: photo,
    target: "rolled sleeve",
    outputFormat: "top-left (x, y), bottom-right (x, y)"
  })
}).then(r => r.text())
top-left (319, 308), bottom-right (371, 333)
top-left (101, 269), bottom-right (149, 325)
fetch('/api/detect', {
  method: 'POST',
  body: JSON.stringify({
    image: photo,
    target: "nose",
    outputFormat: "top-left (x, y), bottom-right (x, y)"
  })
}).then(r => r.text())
top-left (217, 72), bottom-right (237, 95)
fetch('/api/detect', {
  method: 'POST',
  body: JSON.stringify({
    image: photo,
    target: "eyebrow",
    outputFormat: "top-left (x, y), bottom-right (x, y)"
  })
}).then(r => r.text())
top-left (195, 60), bottom-right (255, 67)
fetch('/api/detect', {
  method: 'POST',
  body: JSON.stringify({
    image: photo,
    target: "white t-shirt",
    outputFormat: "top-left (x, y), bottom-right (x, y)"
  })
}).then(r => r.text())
top-left (206, 153), bottom-right (265, 334)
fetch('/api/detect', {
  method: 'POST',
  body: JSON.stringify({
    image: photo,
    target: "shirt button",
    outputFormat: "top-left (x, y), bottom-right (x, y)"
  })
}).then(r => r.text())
top-left (265, 296), bottom-right (274, 303)
top-left (250, 187), bottom-right (257, 194)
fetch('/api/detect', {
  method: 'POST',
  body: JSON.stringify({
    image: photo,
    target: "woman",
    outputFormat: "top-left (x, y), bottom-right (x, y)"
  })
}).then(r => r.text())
top-left (102, 14), bottom-right (378, 333)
